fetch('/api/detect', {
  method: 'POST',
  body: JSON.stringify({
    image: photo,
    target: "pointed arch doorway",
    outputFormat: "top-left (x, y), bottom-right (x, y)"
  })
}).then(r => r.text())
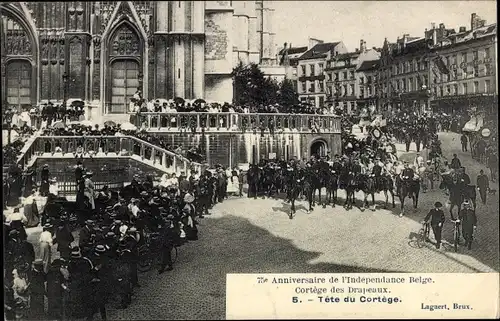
top-left (105, 21), bottom-right (144, 114)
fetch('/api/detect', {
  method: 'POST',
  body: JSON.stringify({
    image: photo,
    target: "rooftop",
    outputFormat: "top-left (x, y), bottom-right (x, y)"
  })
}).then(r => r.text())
top-left (298, 42), bottom-right (341, 60)
top-left (278, 46), bottom-right (308, 56)
top-left (357, 60), bottom-right (380, 72)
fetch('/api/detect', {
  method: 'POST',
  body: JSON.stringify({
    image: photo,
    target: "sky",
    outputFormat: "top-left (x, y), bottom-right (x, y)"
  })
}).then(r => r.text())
top-left (272, 1), bottom-right (497, 51)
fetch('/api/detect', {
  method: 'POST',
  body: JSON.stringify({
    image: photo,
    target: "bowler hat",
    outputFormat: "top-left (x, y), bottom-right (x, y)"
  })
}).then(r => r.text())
top-left (70, 247), bottom-right (82, 259)
top-left (434, 202), bottom-right (443, 208)
top-left (106, 231), bottom-right (116, 238)
top-left (33, 259), bottom-right (44, 269)
top-left (94, 245), bottom-right (106, 254)
top-left (140, 191), bottom-right (149, 197)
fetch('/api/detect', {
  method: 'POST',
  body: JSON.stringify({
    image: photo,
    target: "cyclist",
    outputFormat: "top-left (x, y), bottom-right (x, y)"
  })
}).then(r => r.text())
top-left (423, 201), bottom-right (446, 249)
top-left (458, 199), bottom-right (477, 250)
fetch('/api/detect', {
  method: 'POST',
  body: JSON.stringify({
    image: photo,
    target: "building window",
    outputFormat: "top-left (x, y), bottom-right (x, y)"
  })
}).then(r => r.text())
top-left (360, 77), bottom-right (364, 84)
top-left (446, 85), bottom-right (450, 95)
top-left (350, 70), bottom-right (355, 79)
top-left (485, 47), bottom-right (491, 59)
top-left (473, 65), bottom-right (479, 77)
top-left (462, 83), bottom-right (468, 94)
top-left (485, 80), bottom-right (491, 93)
top-left (408, 78), bottom-right (413, 91)
top-left (349, 84), bottom-right (355, 96)
top-left (473, 50), bottom-right (478, 60)
top-left (301, 65), bottom-right (306, 76)
top-left (301, 82), bottom-right (306, 93)
top-left (453, 84), bottom-right (458, 95)
top-left (343, 71), bottom-right (347, 80)
top-left (334, 72), bottom-right (339, 81)
top-left (319, 81), bottom-right (324, 92)
top-left (439, 86), bottom-right (443, 97)
top-left (309, 83), bottom-right (315, 93)
top-left (368, 86), bottom-right (372, 96)
top-left (485, 64), bottom-right (492, 75)
top-left (473, 81), bottom-right (479, 93)
top-left (461, 52), bottom-right (467, 63)
top-left (310, 64), bottom-right (316, 76)
top-left (423, 75), bottom-right (428, 87)
top-left (318, 64), bottom-right (324, 74)
top-left (445, 56), bottom-right (450, 67)
top-left (318, 96), bottom-right (325, 107)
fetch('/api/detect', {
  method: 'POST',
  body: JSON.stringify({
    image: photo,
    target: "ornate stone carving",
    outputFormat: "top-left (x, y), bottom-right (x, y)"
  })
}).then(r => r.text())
top-left (41, 37), bottom-right (49, 65)
top-left (133, 1), bottom-right (153, 35)
top-left (148, 35), bottom-right (155, 64)
top-left (93, 35), bottom-right (102, 63)
top-left (117, 1), bottom-right (133, 18)
top-left (4, 18), bottom-right (32, 56)
top-left (100, 1), bottom-right (118, 32)
top-left (110, 24), bottom-right (140, 56)
top-left (59, 39), bottom-right (65, 65)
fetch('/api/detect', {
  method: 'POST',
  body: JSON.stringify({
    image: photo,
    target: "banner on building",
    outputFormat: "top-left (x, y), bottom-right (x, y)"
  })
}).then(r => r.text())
top-left (432, 56), bottom-right (450, 75)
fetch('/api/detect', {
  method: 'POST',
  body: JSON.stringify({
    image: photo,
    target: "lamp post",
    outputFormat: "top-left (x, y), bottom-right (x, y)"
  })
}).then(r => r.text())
top-left (4, 108), bottom-right (13, 145)
top-left (62, 72), bottom-right (69, 122)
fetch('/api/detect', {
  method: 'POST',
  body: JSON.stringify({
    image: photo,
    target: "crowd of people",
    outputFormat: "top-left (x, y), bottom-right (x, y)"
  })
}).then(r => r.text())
top-left (40, 124), bottom-right (205, 164)
top-left (2, 98), bottom-right (496, 320)
top-left (3, 154), bottom-right (243, 320)
top-left (129, 90), bottom-right (334, 115)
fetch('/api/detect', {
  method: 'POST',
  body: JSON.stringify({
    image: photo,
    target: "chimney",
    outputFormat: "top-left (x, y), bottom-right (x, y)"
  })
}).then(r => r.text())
top-left (432, 29), bottom-right (437, 45)
top-left (431, 22), bottom-right (436, 29)
top-left (308, 38), bottom-right (322, 50)
top-left (459, 26), bottom-right (466, 33)
top-left (471, 13), bottom-right (477, 30)
top-left (359, 39), bottom-right (367, 53)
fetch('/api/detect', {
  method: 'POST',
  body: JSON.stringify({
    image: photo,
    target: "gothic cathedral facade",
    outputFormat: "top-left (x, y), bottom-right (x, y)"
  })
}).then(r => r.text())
top-left (1, 1), bottom-right (277, 118)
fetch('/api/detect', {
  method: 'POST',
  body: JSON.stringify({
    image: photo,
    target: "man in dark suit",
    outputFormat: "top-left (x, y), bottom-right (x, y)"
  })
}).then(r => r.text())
top-left (460, 133), bottom-right (468, 152)
top-left (158, 215), bottom-right (176, 274)
top-left (424, 201), bottom-right (446, 249)
top-left (450, 154), bottom-right (461, 170)
top-left (476, 169), bottom-right (489, 204)
top-left (400, 162), bottom-right (415, 181)
top-left (458, 199), bottom-right (477, 250)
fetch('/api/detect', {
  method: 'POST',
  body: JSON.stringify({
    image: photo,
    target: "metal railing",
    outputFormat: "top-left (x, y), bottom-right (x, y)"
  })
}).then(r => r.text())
top-left (15, 135), bottom-right (203, 175)
top-left (133, 112), bottom-right (342, 133)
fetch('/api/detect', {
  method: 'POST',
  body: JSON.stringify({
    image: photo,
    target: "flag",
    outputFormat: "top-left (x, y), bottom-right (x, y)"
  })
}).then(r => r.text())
top-left (433, 56), bottom-right (449, 75)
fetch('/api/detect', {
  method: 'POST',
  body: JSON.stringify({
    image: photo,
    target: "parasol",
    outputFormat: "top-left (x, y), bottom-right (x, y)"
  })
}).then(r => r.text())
top-left (174, 97), bottom-right (185, 105)
top-left (104, 120), bottom-right (116, 127)
top-left (192, 98), bottom-right (206, 105)
top-left (120, 122), bottom-right (137, 131)
top-left (51, 121), bottom-right (66, 129)
top-left (68, 99), bottom-right (85, 108)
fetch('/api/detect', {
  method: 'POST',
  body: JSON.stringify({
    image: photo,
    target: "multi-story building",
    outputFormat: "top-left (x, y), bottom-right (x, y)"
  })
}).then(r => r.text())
top-left (277, 43), bottom-right (309, 92)
top-left (296, 39), bottom-right (347, 107)
top-left (0, 1), bottom-right (279, 122)
top-left (378, 33), bottom-right (438, 114)
top-left (428, 15), bottom-right (497, 114)
top-left (356, 59), bottom-right (380, 110)
top-left (324, 39), bottom-right (380, 114)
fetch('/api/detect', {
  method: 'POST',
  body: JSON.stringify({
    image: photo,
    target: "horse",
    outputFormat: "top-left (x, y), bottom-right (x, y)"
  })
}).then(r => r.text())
top-left (287, 170), bottom-right (304, 219)
top-left (399, 178), bottom-right (420, 216)
top-left (325, 169), bottom-right (339, 207)
top-left (361, 174), bottom-right (396, 211)
top-left (339, 166), bottom-right (357, 210)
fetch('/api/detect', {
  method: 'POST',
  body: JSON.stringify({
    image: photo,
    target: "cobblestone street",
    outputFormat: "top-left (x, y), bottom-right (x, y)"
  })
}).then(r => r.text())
top-left (103, 132), bottom-right (499, 320)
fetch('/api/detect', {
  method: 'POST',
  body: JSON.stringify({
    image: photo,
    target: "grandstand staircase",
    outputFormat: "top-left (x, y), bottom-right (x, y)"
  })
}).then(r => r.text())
top-left (8, 134), bottom-right (203, 197)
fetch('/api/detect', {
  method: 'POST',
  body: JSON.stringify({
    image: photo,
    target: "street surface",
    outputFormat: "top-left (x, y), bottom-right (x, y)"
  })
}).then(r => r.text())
top-left (19, 132), bottom-right (499, 320)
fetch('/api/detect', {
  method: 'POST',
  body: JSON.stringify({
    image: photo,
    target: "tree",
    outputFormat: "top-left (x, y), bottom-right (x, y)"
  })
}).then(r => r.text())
top-left (278, 77), bottom-right (299, 107)
top-left (232, 62), bottom-right (280, 106)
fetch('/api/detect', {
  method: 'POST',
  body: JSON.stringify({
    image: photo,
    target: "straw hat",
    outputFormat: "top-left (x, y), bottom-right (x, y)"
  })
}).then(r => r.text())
top-left (184, 193), bottom-right (195, 203)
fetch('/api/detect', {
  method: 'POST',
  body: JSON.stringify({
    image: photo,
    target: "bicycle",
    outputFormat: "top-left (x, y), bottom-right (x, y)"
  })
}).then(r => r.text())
top-left (137, 232), bottom-right (179, 273)
top-left (452, 219), bottom-right (461, 252)
top-left (416, 221), bottom-right (430, 248)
